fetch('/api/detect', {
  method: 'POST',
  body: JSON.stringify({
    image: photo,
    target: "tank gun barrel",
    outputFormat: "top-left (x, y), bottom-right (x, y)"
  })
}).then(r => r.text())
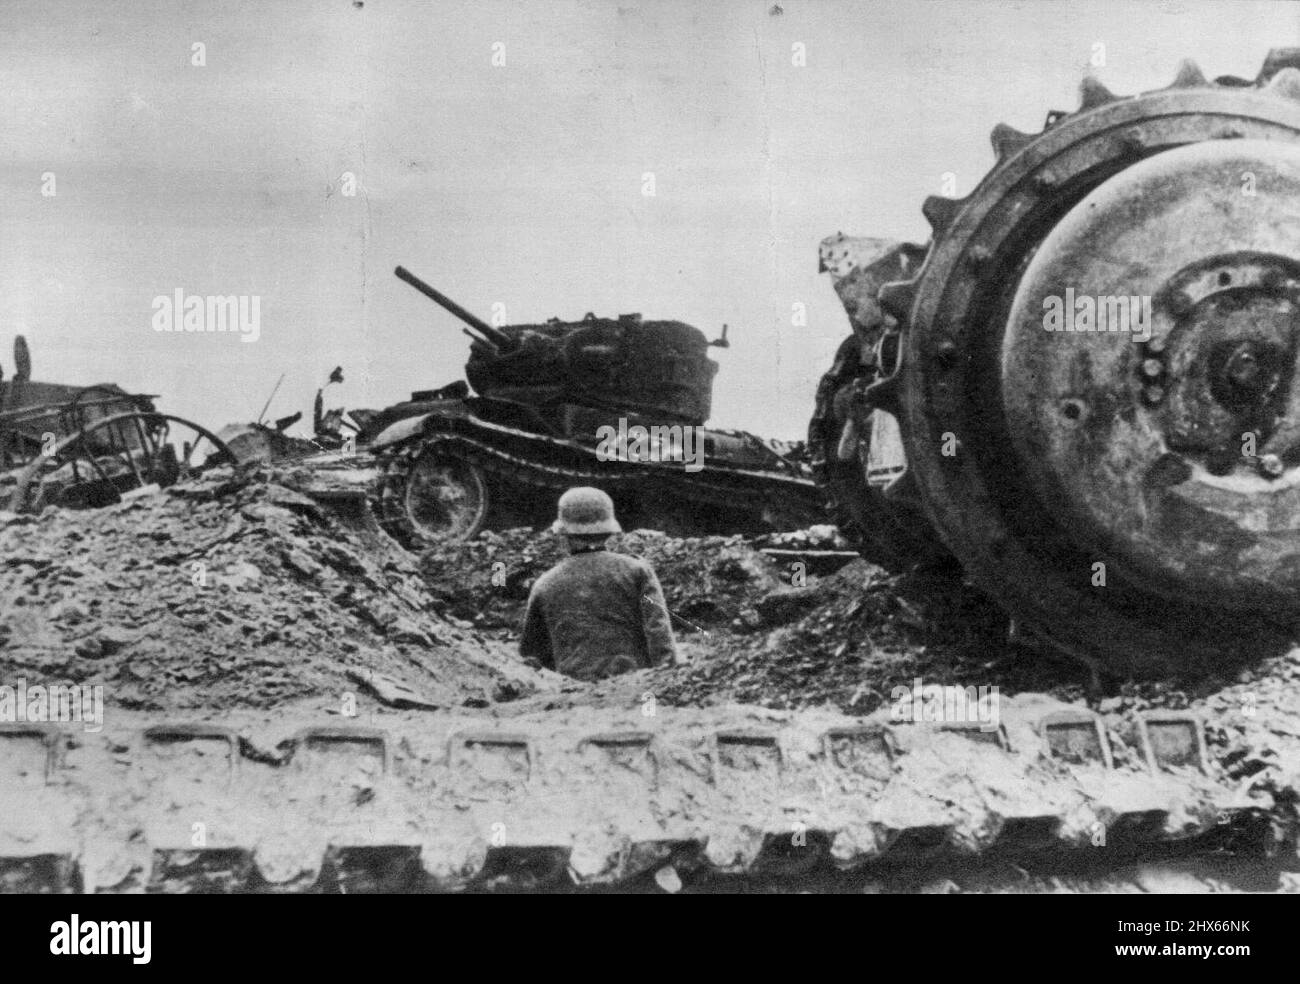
top-left (394, 266), bottom-right (513, 350)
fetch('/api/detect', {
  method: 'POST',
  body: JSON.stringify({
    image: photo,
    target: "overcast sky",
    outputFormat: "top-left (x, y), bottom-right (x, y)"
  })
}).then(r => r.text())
top-left (2, 0), bottom-right (1297, 439)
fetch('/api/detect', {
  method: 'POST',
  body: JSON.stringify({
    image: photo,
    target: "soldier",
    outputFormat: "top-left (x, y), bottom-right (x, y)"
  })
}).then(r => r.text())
top-left (520, 487), bottom-right (680, 680)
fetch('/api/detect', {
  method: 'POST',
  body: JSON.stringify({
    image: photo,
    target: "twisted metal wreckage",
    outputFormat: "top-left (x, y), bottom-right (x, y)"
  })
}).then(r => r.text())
top-left (0, 336), bottom-right (235, 514)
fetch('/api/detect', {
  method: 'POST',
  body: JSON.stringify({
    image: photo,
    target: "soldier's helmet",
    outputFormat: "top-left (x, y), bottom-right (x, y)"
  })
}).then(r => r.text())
top-left (553, 486), bottom-right (621, 535)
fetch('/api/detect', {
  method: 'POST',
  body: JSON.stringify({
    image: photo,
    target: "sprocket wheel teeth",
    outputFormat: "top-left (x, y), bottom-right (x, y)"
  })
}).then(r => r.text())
top-left (1078, 75), bottom-right (1119, 110)
top-left (1263, 66), bottom-right (1300, 102)
top-left (1258, 48), bottom-right (1300, 84)
top-left (921, 195), bottom-right (961, 236)
top-left (990, 122), bottom-right (1033, 160)
top-left (878, 279), bottom-right (917, 322)
top-left (899, 242), bottom-right (929, 269)
top-left (1169, 58), bottom-right (1207, 89)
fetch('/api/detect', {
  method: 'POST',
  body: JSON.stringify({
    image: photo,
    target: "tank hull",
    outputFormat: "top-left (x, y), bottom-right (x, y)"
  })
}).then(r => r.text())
top-left (367, 397), bottom-right (821, 547)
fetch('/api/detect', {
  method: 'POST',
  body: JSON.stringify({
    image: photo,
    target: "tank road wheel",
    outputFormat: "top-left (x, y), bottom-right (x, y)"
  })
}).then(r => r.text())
top-left (867, 52), bottom-right (1300, 675)
top-left (382, 446), bottom-right (489, 547)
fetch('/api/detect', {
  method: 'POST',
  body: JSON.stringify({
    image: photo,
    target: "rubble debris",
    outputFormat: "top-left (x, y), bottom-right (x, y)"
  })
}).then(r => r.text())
top-left (217, 421), bottom-right (320, 465)
top-left (416, 523), bottom-right (1055, 712)
top-left (418, 527), bottom-right (787, 633)
top-left (346, 667), bottom-right (442, 710)
top-left (0, 476), bottom-right (551, 714)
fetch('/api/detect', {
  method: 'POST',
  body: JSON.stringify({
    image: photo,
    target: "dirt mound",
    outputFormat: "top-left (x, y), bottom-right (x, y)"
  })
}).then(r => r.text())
top-left (0, 475), bottom-right (548, 713)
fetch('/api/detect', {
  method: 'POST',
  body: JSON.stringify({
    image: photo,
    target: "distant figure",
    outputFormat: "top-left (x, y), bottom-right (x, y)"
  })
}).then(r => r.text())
top-left (521, 487), bottom-right (679, 680)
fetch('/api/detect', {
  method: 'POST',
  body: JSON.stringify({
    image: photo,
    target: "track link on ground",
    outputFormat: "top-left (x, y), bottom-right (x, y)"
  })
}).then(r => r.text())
top-left (3, 699), bottom-right (1291, 893)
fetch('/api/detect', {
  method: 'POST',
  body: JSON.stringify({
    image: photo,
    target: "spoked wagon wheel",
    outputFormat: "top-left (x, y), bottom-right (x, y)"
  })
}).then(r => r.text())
top-left (8, 411), bottom-right (236, 513)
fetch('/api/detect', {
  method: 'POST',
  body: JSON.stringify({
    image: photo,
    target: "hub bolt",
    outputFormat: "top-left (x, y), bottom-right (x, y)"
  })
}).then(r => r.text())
top-left (1227, 350), bottom-right (1260, 387)
top-left (1259, 453), bottom-right (1285, 478)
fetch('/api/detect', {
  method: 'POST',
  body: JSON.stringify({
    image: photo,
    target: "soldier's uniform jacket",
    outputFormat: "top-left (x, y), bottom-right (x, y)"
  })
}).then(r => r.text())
top-left (520, 547), bottom-right (677, 680)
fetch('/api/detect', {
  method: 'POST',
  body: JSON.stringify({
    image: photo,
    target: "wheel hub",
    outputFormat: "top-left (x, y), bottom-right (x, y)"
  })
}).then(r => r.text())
top-left (1002, 139), bottom-right (1300, 610)
top-left (402, 451), bottom-right (487, 543)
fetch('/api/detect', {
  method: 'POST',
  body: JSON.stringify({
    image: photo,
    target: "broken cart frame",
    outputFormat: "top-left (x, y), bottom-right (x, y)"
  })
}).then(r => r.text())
top-left (1, 390), bottom-right (235, 513)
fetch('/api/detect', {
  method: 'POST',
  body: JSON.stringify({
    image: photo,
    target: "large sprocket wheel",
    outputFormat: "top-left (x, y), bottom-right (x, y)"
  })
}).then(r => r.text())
top-left (870, 52), bottom-right (1300, 675)
top-left (378, 443), bottom-right (489, 547)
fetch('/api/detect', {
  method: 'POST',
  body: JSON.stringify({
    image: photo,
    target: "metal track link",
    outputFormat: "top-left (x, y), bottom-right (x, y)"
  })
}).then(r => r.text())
top-left (0, 702), bottom-right (1288, 893)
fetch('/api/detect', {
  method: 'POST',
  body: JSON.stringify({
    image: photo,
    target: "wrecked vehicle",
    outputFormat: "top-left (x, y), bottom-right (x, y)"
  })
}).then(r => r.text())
top-left (356, 266), bottom-right (823, 546)
top-left (1, 336), bottom-right (234, 512)
top-left (810, 51), bottom-right (1300, 676)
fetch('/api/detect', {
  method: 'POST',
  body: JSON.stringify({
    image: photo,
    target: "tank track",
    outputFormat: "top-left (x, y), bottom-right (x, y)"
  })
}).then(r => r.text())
top-left (807, 337), bottom-right (949, 572)
top-left (373, 417), bottom-right (820, 548)
top-left (2, 700), bottom-right (1291, 893)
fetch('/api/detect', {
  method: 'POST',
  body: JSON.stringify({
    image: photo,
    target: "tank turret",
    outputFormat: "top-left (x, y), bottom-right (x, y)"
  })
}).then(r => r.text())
top-left (395, 266), bottom-right (717, 424)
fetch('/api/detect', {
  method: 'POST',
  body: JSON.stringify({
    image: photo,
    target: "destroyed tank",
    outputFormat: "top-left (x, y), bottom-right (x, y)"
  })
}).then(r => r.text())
top-left (363, 266), bottom-right (822, 545)
top-left (810, 50), bottom-right (1300, 677)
